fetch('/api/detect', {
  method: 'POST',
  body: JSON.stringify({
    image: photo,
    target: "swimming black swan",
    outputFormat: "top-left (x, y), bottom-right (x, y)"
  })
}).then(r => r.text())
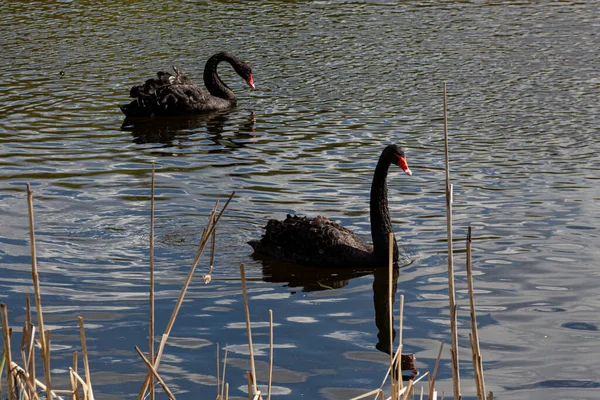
top-left (120, 52), bottom-right (254, 117)
top-left (249, 145), bottom-right (412, 268)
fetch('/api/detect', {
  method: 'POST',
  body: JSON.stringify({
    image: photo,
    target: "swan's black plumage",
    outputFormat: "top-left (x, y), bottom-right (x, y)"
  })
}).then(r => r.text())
top-left (248, 145), bottom-right (412, 268)
top-left (120, 52), bottom-right (254, 117)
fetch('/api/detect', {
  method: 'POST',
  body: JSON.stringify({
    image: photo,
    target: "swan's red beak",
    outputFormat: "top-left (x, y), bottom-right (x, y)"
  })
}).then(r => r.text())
top-left (397, 156), bottom-right (412, 176)
top-left (247, 74), bottom-right (255, 89)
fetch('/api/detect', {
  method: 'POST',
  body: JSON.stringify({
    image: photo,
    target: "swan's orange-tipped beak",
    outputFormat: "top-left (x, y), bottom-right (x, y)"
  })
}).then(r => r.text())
top-left (247, 74), bottom-right (255, 89)
top-left (397, 156), bottom-right (412, 176)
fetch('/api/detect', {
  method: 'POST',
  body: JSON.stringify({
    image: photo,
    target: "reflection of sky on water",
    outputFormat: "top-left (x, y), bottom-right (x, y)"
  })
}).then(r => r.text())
top-left (0, 0), bottom-right (599, 399)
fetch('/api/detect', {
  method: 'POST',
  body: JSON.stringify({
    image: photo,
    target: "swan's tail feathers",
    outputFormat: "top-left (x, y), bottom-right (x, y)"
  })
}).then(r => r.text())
top-left (247, 240), bottom-right (260, 252)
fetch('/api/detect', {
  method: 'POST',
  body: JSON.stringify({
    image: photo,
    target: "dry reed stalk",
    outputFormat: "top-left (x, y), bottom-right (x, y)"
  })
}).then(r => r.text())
top-left (468, 335), bottom-right (481, 399)
top-left (245, 371), bottom-right (252, 400)
top-left (149, 163), bottom-right (156, 400)
top-left (267, 309), bottom-right (273, 400)
top-left (221, 345), bottom-right (229, 397)
top-left (20, 317), bottom-right (27, 382)
top-left (43, 330), bottom-right (52, 400)
top-left (442, 82), bottom-right (461, 400)
top-left (348, 387), bottom-right (384, 400)
top-left (73, 351), bottom-right (80, 400)
top-left (134, 346), bottom-right (175, 400)
top-left (137, 192), bottom-right (235, 399)
top-left (11, 360), bottom-right (40, 400)
top-left (1, 350), bottom-right (4, 400)
top-left (206, 212), bottom-right (217, 283)
top-left (397, 294), bottom-right (405, 393)
top-left (400, 379), bottom-right (413, 400)
top-left (379, 347), bottom-right (403, 389)
top-left (11, 362), bottom-right (63, 400)
top-left (240, 263), bottom-right (260, 397)
top-left (26, 294), bottom-right (36, 396)
top-left (428, 341), bottom-right (444, 400)
top-left (388, 233), bottom-right (395, 393)
top-left (466, 227), bottom-right (486, 399)
top-left (77, 317), bottom-right (93, 400)
top-left (1, 303), bottom-right (15, 400)
top-left (216, 343), bottom-right (220, 399)
top-left (221, 345), bottom-right (229, 399)
top-left (27, 326), bottom-right (36, 394)
top-left (26, 183), bottom-right (53, 400)
top-left (225, 382), bottom-right (229, 400)
top-left (70, 369), bottom-right (89, 400)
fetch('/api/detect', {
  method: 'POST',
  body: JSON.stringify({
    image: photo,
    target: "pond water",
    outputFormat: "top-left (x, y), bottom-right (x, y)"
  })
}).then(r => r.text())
top-left (1, 1), bottom-right (599, 399)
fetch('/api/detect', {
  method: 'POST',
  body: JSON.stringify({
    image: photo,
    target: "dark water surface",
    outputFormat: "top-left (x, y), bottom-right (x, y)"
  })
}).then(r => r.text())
top-left (1, 1), bottom-right (599, 399)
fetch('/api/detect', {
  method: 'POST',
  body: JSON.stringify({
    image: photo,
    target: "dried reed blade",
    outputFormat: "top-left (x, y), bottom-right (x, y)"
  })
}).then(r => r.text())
top-left (11, 362), bottom-right (61, 400)
top-left (77, 317), bottom-right (94, 400)
top-left (442, 82), bottom-right (461, 400)
top-left (267, 309), bottom-right (274, 400)
top-left (379, 347), bottom-right (402, 389)
top-left (69, 368), bottom-right (77, 400)
top-left (400, 379), bottom-right (414, 400)
top-left (221, 345), bottom-right (229, 399)
top-left (70, 369), bottom-right (89, 399)
top-left (240, 263), bottom-right (259, 396)
top-left (149, 163), bottom-right (156, 400)
top-left (138, 192), bottom-right (235, 399)
top-left (466, 227), bottom-right (486, 398)
top-left (134, 346), bottom-right (176, 400)
top-left (348, 387), bottom-right (383, 400)
top-left (428, 340), bottom-right (444, 400)
top-left (1, 303), bottom-right (15, 400)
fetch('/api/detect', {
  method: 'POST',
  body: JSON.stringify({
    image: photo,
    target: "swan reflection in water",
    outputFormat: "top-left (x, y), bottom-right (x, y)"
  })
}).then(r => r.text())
top-left (121, 110), bottom-right (256, 148)
top-left (256, 255), bottom-right (419, 380)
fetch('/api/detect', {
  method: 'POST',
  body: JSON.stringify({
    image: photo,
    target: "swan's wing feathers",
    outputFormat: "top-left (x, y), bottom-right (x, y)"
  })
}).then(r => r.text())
top-left (155, 84), bottom-right (210, 111)
top-left (250, 215), bottom-right (373, 267)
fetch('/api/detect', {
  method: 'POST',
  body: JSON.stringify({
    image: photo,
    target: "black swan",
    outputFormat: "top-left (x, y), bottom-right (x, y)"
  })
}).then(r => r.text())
top-left (120, 52), bottom-right (254, 117)
top-left (248, 145), bottom-right (412, 268)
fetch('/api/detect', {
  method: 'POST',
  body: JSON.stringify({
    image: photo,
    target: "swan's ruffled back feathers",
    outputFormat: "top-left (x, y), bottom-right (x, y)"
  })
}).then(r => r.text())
top-left (120, 67), bottom-right (230, 117)
top-left (249, 215), bottom-right (375, 268)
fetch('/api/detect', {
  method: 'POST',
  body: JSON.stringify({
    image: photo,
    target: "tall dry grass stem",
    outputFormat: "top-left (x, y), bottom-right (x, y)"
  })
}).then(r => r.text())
top-left (26, 183), bottom-right (53, 399)
top-left (221, 346), bottom-right (229, 399)
top-left (442, 82), bottom-right (461, 400)
top-left (149, 163), bottom-right (156, 400)
top-left (78, 317), bottom-right (94, 400)
top-left (388, 232), bottom-right (395, 394)
top-left (466, 227), bottom-right (487, 399)
top-left (267, 309), bottom-right (274, 400)
top-left (240, 263), bottom-right (260, 397)
top-left (134, 346), bottom-right (175, 400)
top-left (1, 303), bottom-right (15, 400)
top-left (137, 192), bottom-right (235, 399)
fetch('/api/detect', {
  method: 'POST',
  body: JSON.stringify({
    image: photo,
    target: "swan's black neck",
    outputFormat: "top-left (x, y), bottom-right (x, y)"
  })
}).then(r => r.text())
top-left (370, 153), bottom-right (398, 265)
top-left (203, 52), bottom-right (237, 101)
